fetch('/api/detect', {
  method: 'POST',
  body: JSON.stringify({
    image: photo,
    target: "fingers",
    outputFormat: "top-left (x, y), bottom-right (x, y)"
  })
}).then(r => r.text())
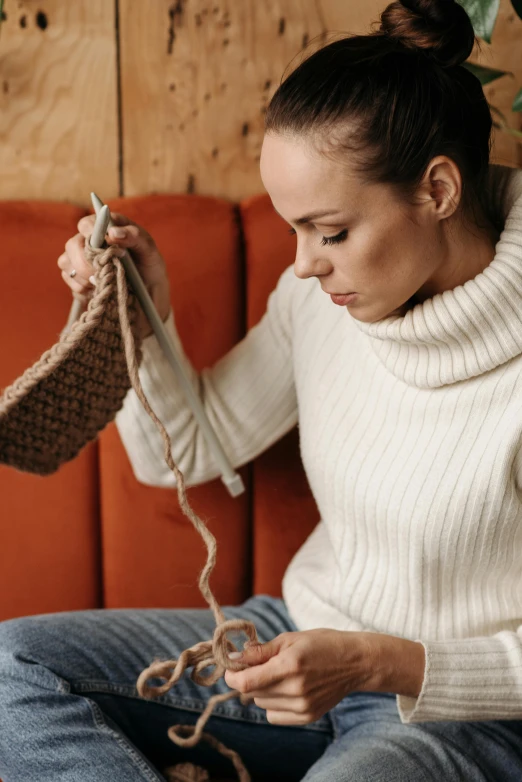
top-left (239, 678), bottom-right (303, 700)
top-left (76, 212), bottom-right (158, 268)
top-left (64, 234), bottom-right (95, 279)
top-left (106, 223), bottom-right (142, 249)
top-left (77, 214), bottom-right (96, 238)
top-left (77, 211), bottom-right (137, 238)
top-left (60, 269), bottom-right (92, 297)
top-left (234, 637), bottom-right (281, 668)
top-left (265, 710), bottom-right (314, 726)
top-left (253, 696), bottom-right (309, 714)
top-left (225, 660), bottom-right (284, 694)
top-left (57, 244), bottom-right (95, 296)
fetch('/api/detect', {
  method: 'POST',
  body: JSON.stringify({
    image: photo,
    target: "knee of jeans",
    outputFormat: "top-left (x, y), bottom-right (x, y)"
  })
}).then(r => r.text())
top-left (0, 616), bottom-right (61, 676)
top-left (314, 728), bottom-right (468, 782)
top-left (0, 615), bottom-right (73, 698)
top-left (0, 616), bottom-right (39, 657)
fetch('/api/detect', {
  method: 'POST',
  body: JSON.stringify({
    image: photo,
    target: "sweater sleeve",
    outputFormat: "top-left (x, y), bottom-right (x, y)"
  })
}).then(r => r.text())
top-left (397, 628), bottom-right (522, 723)
top-left (397, 443), bottom-right (522, 724)
top-left (114, 263), bottom-right (298, 488)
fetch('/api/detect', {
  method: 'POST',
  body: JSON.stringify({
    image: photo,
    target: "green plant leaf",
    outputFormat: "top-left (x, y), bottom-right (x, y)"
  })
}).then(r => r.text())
top-left (463, 61), bottom-right (511, 85)
top-left (511, 0), bottom-right (522, 21)
top-left (490, 104), bottom-right (508, 122)
top-left (491, 104), bottom-right (522, 142)
top-left (457, 0), bottom-right (500, 42)
top-left (500, 125), bottom-right (522, 140)
top-left (513, 88), bottom-right (522, 112)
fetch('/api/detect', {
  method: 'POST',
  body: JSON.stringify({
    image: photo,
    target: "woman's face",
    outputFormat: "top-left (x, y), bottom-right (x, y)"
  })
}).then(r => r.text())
top-left (259, 132), bottom-right (466, 323)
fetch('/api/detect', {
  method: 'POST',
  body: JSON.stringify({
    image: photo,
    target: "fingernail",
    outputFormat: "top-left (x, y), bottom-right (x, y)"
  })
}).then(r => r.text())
top-left (109, 227), bottom-right (126, 239)
top-left (228, 651), bottom-right (242, 660)
top-left (89, 275), bottom-right (96, 286)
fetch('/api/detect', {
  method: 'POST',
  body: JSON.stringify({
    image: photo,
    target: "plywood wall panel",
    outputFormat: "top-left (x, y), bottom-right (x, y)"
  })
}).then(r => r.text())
top-left (0, 0), bottom-right (119, 205)
top-left (120, 0), bottom-right (521, 201)
top-left (0, 0), bottom-right (519, 204)
top-left (119, 0), bottom-right (330, 200)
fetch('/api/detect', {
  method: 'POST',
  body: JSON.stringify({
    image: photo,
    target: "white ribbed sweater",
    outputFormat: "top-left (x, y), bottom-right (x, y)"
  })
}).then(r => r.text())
top-left (115, 164), bottom-right (522, 724)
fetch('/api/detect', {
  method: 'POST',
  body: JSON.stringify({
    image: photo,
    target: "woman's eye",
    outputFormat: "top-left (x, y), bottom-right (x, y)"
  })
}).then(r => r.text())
top-left (320, 229), bottom-right (348, 246)
top-left (287, 227), bottom-right (348, 246)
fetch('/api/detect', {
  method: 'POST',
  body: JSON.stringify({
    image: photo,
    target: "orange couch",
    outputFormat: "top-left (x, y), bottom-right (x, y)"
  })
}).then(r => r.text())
top-left (0, 193), bottom-right (319, 624)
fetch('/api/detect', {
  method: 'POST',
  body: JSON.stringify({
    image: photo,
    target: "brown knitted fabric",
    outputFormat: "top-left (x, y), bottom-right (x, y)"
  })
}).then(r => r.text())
top-left (0, 243), bottom-right (142, 474)
top-left (0, 241), bottom-right (258, 781)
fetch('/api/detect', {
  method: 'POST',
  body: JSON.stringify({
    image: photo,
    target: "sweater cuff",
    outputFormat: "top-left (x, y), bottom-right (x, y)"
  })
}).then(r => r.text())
top-left (397, 631), bottom-right (522, 723)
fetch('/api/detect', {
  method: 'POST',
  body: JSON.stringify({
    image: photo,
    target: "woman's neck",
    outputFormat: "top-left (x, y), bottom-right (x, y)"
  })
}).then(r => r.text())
top-left (395, 215), bottom-right (502, 317)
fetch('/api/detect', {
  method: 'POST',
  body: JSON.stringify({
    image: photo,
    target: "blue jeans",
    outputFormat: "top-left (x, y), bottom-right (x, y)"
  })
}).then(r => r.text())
top-left (1, 594), bottom-right (522, 781)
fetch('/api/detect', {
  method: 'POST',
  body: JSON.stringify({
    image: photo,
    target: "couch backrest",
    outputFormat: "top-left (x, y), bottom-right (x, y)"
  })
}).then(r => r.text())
top-left (0, 194), bottom-right (318, 620)
top-left (0, 202), bottom-right (103, 620)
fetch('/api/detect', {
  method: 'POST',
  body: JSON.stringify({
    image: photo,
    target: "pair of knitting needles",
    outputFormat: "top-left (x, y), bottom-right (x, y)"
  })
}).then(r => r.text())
top-left (63, 193), bottom-right (245, 499)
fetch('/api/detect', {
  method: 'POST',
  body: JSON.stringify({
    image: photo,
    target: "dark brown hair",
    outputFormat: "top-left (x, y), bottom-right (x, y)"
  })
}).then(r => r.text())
top-left (264, 0), bottom-right (497, 229)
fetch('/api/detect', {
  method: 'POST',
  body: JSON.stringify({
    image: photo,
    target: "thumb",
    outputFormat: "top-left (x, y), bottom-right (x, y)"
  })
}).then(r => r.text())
top-left (230, 637), bottom-right (282, 667)
top-left (105, 224), bottom-right (163, 270)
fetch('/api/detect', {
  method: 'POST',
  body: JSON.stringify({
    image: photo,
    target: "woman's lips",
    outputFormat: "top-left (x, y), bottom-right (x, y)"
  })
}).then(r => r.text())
top-left (330, 293), bottom-right (358, 305)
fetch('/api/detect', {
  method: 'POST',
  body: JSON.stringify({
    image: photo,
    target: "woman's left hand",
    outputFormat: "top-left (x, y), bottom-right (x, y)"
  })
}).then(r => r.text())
top-left (224, 629), bottom-right (425, 725)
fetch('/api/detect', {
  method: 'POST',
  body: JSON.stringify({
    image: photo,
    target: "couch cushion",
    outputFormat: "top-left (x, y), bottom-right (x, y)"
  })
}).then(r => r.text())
top-left (98, 194), bottom-right (251, 609)
top-left (239, 194), bottom-right (319, 597)
top-left (0, 201), bottom-right (102, 620)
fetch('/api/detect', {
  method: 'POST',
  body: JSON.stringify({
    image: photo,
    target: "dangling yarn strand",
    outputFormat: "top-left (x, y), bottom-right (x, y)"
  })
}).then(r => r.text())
top-left (86, 242), bottom-right (259, 782)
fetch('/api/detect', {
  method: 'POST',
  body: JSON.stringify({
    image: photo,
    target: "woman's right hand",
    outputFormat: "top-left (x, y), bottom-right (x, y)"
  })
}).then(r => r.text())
top-left (57, 212), bottom-right (172, 338)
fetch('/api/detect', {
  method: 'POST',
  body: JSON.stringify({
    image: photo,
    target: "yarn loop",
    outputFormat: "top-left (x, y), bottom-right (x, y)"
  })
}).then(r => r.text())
top-left (0, 238), bottom-right (259, 782)
top-left (85, 241), bottom-right (258, 781)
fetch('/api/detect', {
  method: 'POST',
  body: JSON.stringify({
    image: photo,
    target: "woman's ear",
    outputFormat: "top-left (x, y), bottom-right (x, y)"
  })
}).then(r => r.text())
top-left (420, 155), bottom-right (462, 221)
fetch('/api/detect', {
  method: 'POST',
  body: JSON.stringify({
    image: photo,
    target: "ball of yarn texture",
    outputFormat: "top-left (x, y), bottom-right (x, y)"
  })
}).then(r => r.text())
top-left (0, 242), bottom-right (142, 474)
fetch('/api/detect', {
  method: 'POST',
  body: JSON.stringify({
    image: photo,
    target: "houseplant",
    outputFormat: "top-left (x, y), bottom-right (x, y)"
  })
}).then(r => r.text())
top-left (459, 0), bottom-right (522, 140)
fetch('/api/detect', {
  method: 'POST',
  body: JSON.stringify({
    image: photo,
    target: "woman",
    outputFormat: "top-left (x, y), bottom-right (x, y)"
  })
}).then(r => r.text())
top-left (2, 1), bottom-right (522, 780)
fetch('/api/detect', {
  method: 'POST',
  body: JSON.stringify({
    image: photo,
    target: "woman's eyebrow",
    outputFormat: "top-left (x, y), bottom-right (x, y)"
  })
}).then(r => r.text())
top-left (273, 208), bottom-right (343, 225)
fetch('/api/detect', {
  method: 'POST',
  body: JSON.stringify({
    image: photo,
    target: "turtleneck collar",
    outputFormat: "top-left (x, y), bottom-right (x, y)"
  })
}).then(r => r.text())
top-left (353, 164), bottom-right (522, 389)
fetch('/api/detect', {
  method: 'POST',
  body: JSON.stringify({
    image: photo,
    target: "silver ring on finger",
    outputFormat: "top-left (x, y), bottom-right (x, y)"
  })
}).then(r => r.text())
top-left (69, 269), bottom-right (77, 278)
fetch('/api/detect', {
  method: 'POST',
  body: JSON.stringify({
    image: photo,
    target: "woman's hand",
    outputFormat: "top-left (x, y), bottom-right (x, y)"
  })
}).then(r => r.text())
top-left (57, 212), bottom-right (172, 339)
top-left (224, 629), bottom-right (425, 726)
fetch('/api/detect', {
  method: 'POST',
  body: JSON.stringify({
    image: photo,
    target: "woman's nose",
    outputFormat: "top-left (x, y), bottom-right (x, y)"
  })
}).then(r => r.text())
top-left (294, 244), bottom-right (328, 281)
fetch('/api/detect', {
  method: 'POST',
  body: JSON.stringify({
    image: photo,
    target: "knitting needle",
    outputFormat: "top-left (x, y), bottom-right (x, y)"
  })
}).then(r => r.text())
top-left (63, 298), bottom-right (83, 334)
top-left (89, 204), bottom-right (111, 249)
top-left (61, 206), bottom-right (112, 338)
top-left (90, 193), bottom-right (246, 499)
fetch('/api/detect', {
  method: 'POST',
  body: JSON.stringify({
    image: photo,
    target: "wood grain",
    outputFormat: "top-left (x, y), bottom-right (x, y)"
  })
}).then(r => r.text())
top-left (0, 0), bottom-right (519, 203)
top-left (119, 0), bottom-right (521, 201)
top-left (0, 0), bottom-right (119, 205)
top-left (119, 0), bottom-right (328, 199)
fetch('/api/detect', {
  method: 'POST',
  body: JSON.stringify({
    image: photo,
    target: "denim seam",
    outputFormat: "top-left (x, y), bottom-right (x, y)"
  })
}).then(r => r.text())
top-left (73, 679), bottom-right (332, 733)
top-left (87, 696), bottom-right (166, 782)
top-left (9, 654), bottom-right (72, 695)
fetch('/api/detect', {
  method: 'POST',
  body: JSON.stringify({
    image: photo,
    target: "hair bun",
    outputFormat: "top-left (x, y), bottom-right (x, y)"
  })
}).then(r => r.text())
top-left (379, 0), bottom-right (475, 67)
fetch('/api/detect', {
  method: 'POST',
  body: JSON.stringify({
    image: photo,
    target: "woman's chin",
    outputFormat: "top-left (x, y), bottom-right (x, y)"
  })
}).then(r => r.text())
top-left (350, 304), bottom-right (408, 324)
